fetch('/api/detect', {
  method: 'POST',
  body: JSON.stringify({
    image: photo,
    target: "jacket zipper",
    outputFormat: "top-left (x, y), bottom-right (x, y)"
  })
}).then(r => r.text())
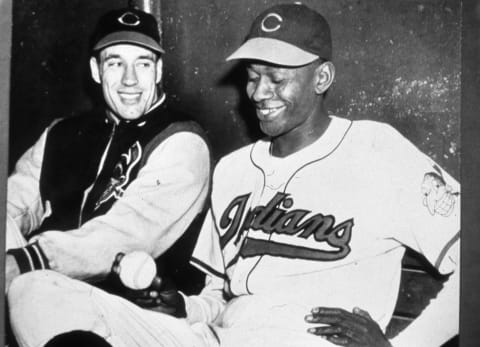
top-left (78, 122), bottom-right (117, 227)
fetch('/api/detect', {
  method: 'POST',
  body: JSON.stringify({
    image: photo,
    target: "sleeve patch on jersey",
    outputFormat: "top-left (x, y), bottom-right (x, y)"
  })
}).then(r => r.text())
top-left (421, 171), bottom-right (458, 217)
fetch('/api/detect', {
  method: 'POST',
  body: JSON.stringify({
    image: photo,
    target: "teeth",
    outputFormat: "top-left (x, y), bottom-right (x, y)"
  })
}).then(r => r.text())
top-left (259, 106), bottom-right (284, 116)
top-left (119, 93), bottom-right (140, 100)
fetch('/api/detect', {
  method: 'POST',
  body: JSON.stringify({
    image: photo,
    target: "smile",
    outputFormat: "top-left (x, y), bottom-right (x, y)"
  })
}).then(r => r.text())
top-left (257, 105), bottom-right (286, 120)
top-left (118, 92), bottom-right (142, 104)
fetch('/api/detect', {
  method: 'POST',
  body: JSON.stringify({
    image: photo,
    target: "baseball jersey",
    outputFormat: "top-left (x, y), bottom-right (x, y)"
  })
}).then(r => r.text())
top-left (189, 115), bottom-right (459, 343)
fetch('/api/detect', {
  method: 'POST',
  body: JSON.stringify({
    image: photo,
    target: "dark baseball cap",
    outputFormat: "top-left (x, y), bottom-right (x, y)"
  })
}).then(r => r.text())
top-left (92, 8), bottom-right (164, 54)
top-left (226, 3), bottom-right (331, 66)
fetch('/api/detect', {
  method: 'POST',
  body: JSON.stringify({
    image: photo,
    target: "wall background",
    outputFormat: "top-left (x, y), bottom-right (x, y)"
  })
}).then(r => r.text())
top-left (161, 0), bottom-right (460, 178)
top-left (9, 0), bottom-right (460, 180)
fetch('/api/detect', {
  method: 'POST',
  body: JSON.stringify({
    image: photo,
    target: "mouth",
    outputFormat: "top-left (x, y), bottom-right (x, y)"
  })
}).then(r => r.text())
top-left (256, 105), bottom-right (286, 121)
top-left (118, 92), bottom-right (142, 105)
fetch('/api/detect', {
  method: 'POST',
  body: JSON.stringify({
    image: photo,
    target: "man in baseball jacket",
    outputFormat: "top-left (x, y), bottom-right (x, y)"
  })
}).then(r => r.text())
top-left (5, 8), bottom-right (210, 295)
top-left (7, 3), bottom-right (458, 347)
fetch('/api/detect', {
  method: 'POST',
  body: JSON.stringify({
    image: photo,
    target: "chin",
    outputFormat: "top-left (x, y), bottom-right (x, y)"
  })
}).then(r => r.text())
top-left (117, 109), bottom-right (144, 120)
top-left (260, 123), bottom-right (283, 138)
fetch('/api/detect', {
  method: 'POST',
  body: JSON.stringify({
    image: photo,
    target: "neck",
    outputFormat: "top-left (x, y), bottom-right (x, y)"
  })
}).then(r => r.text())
top-left (271, 106), bottom-right (331, 158)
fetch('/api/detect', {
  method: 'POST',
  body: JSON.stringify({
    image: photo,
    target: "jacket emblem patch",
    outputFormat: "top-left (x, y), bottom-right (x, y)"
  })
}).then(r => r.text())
top-left (95, 141), bottom-right (142, 209)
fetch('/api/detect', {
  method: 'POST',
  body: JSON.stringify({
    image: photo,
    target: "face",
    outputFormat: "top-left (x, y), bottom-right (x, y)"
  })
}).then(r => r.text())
top-left (246, 62), bottom-right (321, 138)
top-left (90, 44), bottom-right (162, 121)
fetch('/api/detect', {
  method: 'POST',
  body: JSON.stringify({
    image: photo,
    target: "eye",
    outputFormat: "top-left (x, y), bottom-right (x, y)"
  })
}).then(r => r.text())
top-left (106, 60), bottom-right (122, 68)
top-left (247, 74), bottom-right (259, 84)
top-left (271, 74), bottom-right (285, 84)
top-left (137, 60), bottom-right (153, 68)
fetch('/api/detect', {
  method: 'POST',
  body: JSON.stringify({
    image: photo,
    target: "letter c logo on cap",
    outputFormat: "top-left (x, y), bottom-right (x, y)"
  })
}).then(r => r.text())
top-left (118, 12), bottom-right (141, 26)
top-left (261, 13), bottom-right (283, 32)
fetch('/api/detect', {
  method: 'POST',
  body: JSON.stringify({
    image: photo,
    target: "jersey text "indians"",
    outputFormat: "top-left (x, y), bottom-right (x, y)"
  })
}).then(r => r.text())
top-left (219, 192), bottom-right (353, 261)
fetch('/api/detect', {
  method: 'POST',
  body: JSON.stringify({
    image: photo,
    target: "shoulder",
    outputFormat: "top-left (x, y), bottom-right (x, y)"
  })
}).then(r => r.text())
top-left (47, 110), bottom-right (106, 135)
top-left (141, 120), bottom-right (211, 169)
top-left (342, 118), bottom-right (414, 151)
top-left (348, 118), bottom-right (402, 138)
top-left (45, 110), bottom-right (109, 146)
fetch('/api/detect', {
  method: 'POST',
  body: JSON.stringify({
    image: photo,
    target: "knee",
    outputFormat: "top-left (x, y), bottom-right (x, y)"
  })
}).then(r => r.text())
top-left (8, 270), bottom-right (63, 310)
top-left (44, 331), bottom-right (113, 347)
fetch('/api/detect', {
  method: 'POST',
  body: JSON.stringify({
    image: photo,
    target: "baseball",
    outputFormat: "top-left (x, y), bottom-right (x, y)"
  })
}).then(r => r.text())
top-left (118, 251), bottom-right (157, 290)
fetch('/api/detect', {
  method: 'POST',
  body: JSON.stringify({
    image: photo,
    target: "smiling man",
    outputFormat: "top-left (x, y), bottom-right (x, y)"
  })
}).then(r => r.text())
top-left (5, 7), bottom-right (209, 301)
top-left (7, 3), bottom-right (459, 347)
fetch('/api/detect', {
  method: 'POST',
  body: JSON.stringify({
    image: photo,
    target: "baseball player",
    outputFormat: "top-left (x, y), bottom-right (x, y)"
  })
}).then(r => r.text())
top-left (7, 3), bottom-right (458, 347)
top-left (5, 8), bottom-right (210, 295)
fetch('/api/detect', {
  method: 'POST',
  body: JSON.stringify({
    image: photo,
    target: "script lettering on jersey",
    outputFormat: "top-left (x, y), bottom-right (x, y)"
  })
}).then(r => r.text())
top-left (219, 192), bottom-right (353, 261)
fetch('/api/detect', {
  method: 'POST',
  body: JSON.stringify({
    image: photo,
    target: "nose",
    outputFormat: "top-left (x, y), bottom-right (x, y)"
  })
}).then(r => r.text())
top-left (122, 64), bottom-right (138, 86)
top-left (250, 78), bottom-right (273, 103)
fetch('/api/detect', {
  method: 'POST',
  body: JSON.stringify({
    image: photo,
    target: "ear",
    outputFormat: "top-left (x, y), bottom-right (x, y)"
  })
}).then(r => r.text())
top-left (90, 56), bottom-right (101, 84)
top-left (313, 61), bottom-right (335, 95)
top-left (155, 58), bottom-right (163, 84)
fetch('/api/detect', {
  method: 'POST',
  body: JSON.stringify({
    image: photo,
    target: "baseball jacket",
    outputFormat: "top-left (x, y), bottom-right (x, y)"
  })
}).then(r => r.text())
top-left (7, 95), bottom-right (211, 281)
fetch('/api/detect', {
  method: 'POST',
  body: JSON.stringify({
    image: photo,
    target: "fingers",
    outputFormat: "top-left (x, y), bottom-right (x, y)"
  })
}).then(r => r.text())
top-left (307, 322), bottom-right (363, 341)
top-left (324, 335), bottom-right (350, 346)
top-left (158, 290), bottom-right (180, 302)
top-left (306, 307), bottom-right (390, 347)
top-left (352, 307), bottom-right (371, 320)
top-left (305, 306), bottom-right (371, 340)
top-left (149, 276), bottom-right (163, 291)
top-left (306, 307), bottom-right (365, 326)
top-left (307, 307), bottom-right (369, 326)
top-left (307, 326), bottom-right (351, 346)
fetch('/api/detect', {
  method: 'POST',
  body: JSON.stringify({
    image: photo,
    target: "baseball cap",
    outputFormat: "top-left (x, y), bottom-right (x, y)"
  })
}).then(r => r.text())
top-left (226, 3), bottom-right (331, 66)
top-left (92, 8), bottom-right (164, 54)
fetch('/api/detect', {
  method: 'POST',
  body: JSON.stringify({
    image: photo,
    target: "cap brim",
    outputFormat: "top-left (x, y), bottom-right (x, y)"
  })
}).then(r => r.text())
top-left (226, 37), bottom-right (318, 67)
top-left (93, 31), bottom-right (165, 54)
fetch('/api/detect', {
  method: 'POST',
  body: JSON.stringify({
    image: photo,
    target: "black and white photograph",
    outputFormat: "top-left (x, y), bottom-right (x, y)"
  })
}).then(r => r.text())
top-left (1, 0), bottom-right (479, 346)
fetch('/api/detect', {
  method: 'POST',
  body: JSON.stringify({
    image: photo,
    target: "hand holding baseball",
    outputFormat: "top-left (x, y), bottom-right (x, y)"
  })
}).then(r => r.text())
top-left (113, 251), bottom-right (157, 290)
top-left (133, 276), bottom-right (187, 318)
top-left (111, 252), bottom-right (186, 317)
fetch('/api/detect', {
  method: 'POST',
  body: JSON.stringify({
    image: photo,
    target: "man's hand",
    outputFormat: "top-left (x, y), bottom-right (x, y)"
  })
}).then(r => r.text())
top-left (121, 276), bottom-right (187, 318)
top-left (305, 307), bottom-right (392, 347)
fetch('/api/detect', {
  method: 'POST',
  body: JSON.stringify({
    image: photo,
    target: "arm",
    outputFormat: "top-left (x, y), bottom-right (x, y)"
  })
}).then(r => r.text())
top-left (185, 206), bottom-right (229, 324)
top-left (307, 126), bottom-right (460, 346)
top-left (34, 132), bottom-right (210, 281)
top-left (389, 240), bottom-right (459, 347)
top-left (6, 129), bottom-right (48, 249)
top-left (305, 248), bottom-right (458, 347)
top-left (183, 273), bottom-right (227, 324)
top-left (113, 208), bottom-right (228, 324)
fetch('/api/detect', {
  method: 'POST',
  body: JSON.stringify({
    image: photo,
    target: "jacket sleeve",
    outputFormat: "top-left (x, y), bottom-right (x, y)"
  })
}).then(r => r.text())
top-left (34, 131), bottom-right (210, 281)
top-left (6, 129), bottom-right (48, 249)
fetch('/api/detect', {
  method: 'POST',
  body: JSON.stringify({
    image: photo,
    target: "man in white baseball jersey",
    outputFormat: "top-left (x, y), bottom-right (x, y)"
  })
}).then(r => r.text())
top-left (7, 3), bottom-right (459, 347)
